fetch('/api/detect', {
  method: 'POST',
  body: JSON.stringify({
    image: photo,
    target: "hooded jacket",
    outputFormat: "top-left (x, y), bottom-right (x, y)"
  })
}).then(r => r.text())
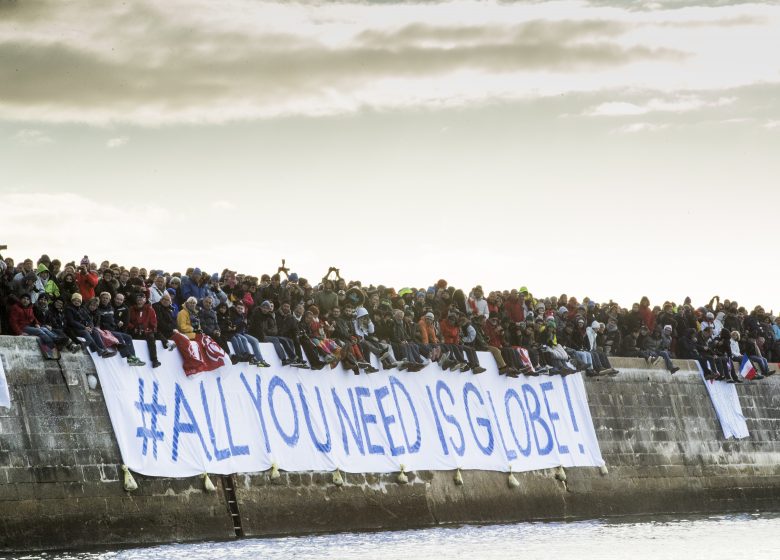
top-left (353, 307), bottom-right (375, 339)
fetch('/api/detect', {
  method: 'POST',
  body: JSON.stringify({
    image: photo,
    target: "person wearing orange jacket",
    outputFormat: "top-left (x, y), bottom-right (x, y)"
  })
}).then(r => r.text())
top-left (438, 311), bottom-right (468, 371)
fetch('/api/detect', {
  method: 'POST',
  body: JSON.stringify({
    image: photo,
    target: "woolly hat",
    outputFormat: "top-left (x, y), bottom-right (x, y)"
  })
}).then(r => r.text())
top-left (289, 272), bottom-right (299, 282)
top-left (211, 272), bottom-right (220, 282)
top-left (424, 312), bottom-right (434, 320)
top-left (193, 267), bottom-right (202, 276)
top-left (261, 300), bottom-right (272, 309)
top-left (80, 256), bottom-right (90, 266)
top-left (71, 292), bottom-right (83, 302)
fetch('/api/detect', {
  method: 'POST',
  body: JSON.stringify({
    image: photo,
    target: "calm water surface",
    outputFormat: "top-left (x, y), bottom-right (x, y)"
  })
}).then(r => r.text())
top-left (8, 513), bottom-right (779, 560)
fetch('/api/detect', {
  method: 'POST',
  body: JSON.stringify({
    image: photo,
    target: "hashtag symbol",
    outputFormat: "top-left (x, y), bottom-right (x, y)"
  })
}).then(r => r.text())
top-left (135, 378), bottom-right (167, 459)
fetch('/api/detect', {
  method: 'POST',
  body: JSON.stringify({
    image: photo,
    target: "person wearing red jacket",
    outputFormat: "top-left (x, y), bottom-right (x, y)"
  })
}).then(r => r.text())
top-left (10, 293), bottom-right (61, 348)
top-left (438, 311), bottom-right (468, 371)
top-left (639, 296), bottom-right (657, 333)
top-left (128, 293), bottom-right (161, 368)
top-left (504, 291), bottom-right (526, 323)
top-left (76, 256), bottom-right (99, 301)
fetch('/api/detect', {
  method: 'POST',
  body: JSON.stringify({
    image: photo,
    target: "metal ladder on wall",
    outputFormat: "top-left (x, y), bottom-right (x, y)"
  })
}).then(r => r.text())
top-left (221, 474), bottom-right (244, 538)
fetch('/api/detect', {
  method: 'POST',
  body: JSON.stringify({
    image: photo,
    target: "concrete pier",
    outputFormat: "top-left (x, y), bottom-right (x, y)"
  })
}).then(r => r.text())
top-left (1, 337), bottom-right (779, 552)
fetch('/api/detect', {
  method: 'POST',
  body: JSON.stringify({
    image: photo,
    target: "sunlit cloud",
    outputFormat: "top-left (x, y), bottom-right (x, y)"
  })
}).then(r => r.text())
top-left (611, 121), bottom-right (670, 133)
top-left (106, 137), bottom-right (128, 148)
top-left (584, 95), bottom-right (736, 116)
top-left (13, 129), bottom-right (54, 145)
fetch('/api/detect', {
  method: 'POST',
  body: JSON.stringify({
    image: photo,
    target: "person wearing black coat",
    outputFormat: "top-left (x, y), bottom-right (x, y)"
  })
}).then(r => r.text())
top-left (249, 301), bottom-right (301, 366)
top-left (197, 297), bottom-right (231, 356)
top-left (677, 328), bottom-right (718, 379)
top-left (65, 293), bottom-right (113, 357)
top-left (152, 294), bottom-right (178, 349)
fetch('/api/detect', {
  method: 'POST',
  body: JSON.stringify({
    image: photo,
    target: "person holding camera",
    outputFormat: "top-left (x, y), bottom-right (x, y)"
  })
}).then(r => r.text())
top-left (75, 256), bottom-right (99, 301)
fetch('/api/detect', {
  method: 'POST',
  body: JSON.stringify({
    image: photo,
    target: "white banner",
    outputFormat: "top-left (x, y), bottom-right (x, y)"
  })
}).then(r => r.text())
top-left (0, 355), bottom-right (10, 409)
top-left (93, 342), bottom-right (605, 477)
top-left (698, 368), bottom-right (749, 439)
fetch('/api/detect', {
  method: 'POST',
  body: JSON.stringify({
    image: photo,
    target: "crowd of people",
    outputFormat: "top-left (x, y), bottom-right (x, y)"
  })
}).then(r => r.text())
top-left (1, 253), bottom-right (777, 383)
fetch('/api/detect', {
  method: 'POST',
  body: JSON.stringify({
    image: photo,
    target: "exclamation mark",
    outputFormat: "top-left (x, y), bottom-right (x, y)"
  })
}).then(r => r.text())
top-left (561, 376), bottom-right (584, 454)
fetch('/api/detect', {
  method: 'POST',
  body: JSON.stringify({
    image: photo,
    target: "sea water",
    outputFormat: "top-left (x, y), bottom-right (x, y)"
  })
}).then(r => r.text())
top-left (6, 513), bottom-right (779, 560)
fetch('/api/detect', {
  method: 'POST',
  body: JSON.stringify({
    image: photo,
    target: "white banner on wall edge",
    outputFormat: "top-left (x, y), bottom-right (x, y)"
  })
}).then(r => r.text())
top-left (93, 341), bottom-right (606, 477)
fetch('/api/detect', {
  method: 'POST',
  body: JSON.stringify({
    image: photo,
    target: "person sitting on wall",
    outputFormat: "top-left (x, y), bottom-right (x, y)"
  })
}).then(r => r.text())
top-left (416, 311), bottom-right (443, 362)
top-left (128, 292), bottom-right (161, 368)
top-left (177, 296), bottom-right (201, 340)
top-left (46, 297), bottom-right (80, 352)
top-left (385, 308), bottom-right (425, 372)
top-left (734, 330), bottom-right (775, 378)
top-left (677, 328), bottom-right (718, 380)
top-left (457, 314), bottom-right (487, 374)
top-left (352, 306), bottom-right (396, 370)
top-left (275, 302), bottom-right (311, 368)
top-left (95, 291), bottom-right (145, 367)
top-left (229, 301), bottom-right (270, 367)
top-left (198, 295), bottom-right (234, 360)
top-left (65, 292), bottom-right (116, 358)
top-left (439, 310), bottom-right (469, 371)
top-left (249, 300), bottom-right (303, 367)
top-left (708, 327), bottom-right (743, 382)
top-left (652, 325), bottom-right (680, 374)
top-left (9, 293), bottom-right (68, 350)
top-left (469, 314), bottom-right (515, 376)
top-left (152, 292), bottom-right (179, 352)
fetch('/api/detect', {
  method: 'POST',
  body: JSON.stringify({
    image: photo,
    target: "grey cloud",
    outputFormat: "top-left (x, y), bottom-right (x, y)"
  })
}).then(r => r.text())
top-left (585, 0), bottom-right (775, 10)
top-left (0, 3), bottom-right (686, 124)
top-left (357, 19), bottom-right (630, 45)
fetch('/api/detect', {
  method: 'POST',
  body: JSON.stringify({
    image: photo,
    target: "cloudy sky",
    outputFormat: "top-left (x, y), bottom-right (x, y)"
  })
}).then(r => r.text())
top-left (2, 0), bottom-right (779, 310)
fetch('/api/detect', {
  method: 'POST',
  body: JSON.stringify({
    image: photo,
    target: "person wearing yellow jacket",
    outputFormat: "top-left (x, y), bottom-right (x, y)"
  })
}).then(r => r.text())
top-left (176, 297), bottom-right (200, 340)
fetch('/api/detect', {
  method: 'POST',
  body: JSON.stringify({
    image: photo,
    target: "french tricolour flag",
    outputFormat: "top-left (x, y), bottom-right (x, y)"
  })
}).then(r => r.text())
top-left (739, 355), bottom-right (757, 380)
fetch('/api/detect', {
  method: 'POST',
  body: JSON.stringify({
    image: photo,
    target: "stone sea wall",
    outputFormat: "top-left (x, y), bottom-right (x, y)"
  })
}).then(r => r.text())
top-left (1, 337), bottom-right (779, 552)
